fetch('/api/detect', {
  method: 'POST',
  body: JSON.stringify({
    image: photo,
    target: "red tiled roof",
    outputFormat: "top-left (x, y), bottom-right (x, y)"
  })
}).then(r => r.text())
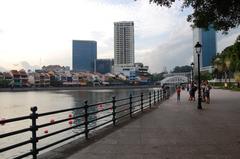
top-left (3, 72), bottom-right (12, 77)
top-left (10, 70), bottom-right (20, 75)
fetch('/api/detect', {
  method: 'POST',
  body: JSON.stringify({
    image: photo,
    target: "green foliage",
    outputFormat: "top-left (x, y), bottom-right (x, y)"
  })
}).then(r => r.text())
top-left (201, 72), bottom-right (213, 81)
top-left (0, 79), bottom-right (11, 88)
top-left (146, 0), bottom-right (240, 32)
top-left (150, 72), bottom-right (164, 81)
top-left (234, 72), bottom-right (240, 82)
top-left (50, 77), bottom-right (63, 87)
top-left (213, 35), bottom-right (240, 78)
top-left (194, 72), bottom-right (213, 81)
top-left (172, 65), bottom-right (192, 73)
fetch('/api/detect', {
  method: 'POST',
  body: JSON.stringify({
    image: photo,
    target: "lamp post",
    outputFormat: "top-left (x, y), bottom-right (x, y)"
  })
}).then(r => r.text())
top-left (191, 62), bottom-right (194, 83)
top-left (195, 42), bottom-right (202, 109)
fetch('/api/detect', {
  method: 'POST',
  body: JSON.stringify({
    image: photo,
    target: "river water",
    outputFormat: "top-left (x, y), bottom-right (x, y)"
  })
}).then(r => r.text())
top-left (0, 87), bottom-right (160, 159)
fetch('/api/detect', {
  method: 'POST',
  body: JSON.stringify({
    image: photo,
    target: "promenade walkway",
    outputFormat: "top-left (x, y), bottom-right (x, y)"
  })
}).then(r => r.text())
top-left (44, 89), bottom-right (240, 159)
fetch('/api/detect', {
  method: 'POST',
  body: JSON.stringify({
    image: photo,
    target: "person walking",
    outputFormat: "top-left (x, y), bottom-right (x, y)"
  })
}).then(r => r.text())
top-left (176, 86), bottom-right (181, 103)
top-left (204, 81), bottom-right (212, 104)
top-left (189, 82), bottom-right (197, 101)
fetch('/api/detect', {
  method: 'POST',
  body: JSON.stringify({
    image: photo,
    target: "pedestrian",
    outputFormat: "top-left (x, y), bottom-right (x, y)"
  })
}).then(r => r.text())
top-left (189, 82), bottom-right (196, 101)
top-left (176, 86), bottom-right (181, 103)
top-left (204, 81), bottom-right (212, 104)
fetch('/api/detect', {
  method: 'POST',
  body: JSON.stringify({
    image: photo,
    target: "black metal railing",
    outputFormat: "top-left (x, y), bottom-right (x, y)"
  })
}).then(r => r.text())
top-left (0, 88), bottom-right (172, 159)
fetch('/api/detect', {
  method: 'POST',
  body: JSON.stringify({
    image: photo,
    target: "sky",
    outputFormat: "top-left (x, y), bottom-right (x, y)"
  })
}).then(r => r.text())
top-left (0, 0), bottom-right (239, 73)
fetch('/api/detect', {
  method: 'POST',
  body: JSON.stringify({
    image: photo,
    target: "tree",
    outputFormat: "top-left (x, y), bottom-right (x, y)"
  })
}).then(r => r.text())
top-left (234, 72), bottom-right (240, 87)
top-left (172, 65), bottom-right (192, 73)
top-left (0, 79), bottom-right (11, 88)
top-left (212, 35), bottom-right (240, 81)
top-left (146, 0), bottom-right (240, 32)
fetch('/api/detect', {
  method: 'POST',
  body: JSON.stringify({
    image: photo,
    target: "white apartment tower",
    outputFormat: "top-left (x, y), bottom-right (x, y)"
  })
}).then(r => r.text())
top-left (114, 21), bottom-right (135, 65)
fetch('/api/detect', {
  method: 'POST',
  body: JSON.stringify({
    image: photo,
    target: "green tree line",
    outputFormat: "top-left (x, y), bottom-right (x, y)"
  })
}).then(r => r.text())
top-left (213, 35), bottom-right (240, 85)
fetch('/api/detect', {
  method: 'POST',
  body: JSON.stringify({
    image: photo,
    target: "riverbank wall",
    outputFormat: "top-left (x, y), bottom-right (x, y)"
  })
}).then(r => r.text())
top-left (0, 85), bottom-right (161, 92)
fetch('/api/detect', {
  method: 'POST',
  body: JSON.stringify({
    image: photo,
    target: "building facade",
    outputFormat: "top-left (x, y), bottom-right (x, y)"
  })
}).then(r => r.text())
top-left (72, 40), bottom-right (97, 72)
top-left (114, 21), bottom-right (134, 66)
top-left (193, 27), bottom-right (216, 72)
top-left (95, 59), bottom-right (113, 74)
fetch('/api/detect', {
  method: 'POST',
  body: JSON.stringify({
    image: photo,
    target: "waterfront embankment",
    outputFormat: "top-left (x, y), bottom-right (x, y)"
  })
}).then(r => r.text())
top-left (0, 85), bottom-right (160, 92)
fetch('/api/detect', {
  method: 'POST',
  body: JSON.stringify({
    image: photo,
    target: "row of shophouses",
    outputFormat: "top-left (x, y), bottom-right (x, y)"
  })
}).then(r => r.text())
top-left (0, 70), bottom-right (111, 87)
top-left (0, 69), bottom-right (150, 88)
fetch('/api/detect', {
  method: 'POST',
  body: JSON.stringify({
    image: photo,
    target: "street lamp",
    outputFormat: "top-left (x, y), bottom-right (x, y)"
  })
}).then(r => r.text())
top-left (195, 42), bottom-right (202, 109)
top-left (191, 62), bottom-right (194, 82)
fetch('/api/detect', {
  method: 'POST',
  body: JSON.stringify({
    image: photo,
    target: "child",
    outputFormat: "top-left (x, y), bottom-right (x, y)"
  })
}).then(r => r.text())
top-left (176, 86), bottom-right (181, 103)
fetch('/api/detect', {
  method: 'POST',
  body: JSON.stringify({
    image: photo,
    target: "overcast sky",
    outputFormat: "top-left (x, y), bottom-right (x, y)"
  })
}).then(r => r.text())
top-left (0, 0), bottom-right (239, 73)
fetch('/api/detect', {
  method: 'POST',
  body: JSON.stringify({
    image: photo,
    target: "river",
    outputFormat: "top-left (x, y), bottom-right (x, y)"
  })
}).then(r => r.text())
top-left (0, 87), bottom-right (160, 159)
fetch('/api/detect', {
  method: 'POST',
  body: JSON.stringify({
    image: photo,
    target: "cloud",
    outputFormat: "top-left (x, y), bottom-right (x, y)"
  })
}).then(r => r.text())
top-left (0, 0), bottom-right (239, 73)
top-left (0, 66), bottom-right (7, 72)
top-left (217, 28), bottom-right (240, 53)
top-left (20, 61), bottom-right (40, 71)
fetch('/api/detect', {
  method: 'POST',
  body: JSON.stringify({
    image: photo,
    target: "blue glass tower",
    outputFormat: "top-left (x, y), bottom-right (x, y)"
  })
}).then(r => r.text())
top-left (193, 27), bottom-right (216, 70)
top-left (72, 40), bottom-right (97, 72)
top-left (95, 59), bottom-right (113, 74)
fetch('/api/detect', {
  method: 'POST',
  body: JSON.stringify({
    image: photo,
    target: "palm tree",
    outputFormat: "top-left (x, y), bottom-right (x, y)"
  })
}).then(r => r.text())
top-left (213, 57), bottom-right (224, 82)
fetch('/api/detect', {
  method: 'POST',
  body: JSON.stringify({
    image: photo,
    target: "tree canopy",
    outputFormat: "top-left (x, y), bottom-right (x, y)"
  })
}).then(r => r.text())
top-left (172, 65), bottom-right (192, 73)
top-left (212, 35), bottom-right (240, 81)
top-left (147, 0), bottom-right (240, 32)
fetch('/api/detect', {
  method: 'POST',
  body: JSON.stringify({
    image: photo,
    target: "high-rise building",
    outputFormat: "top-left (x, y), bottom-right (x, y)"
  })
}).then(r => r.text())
top-left (72, 40), bottom-right (97, 72)
top-left (95, 59), bottom-right (113, 74)
top-left (114, 21), bottom-right (134, 65)
top-left (193, 27), bottom-right (216, 72)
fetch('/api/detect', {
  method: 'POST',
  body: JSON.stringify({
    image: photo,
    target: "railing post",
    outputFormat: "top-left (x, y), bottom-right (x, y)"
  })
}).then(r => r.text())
top-left (154, 90), bottom-right (156, 105)
top-left (30, 106), bottom-right (38, 159)
top-left (157, 90), bottom-right (160, 102)
top-left (129, 94), bottom-right (133, 118)
top-left (141, 92), bottom-right (143, 112)
top-left (112, 96), bottom-right (116, 126)
top-left (161, 90), bottom-right (164, 101)
top-left (149, 92), bottom-right (151, 109)
top-left (163, 89), bottom-right (166, 100)
top-left (84, 101), bottom-right (89, 139)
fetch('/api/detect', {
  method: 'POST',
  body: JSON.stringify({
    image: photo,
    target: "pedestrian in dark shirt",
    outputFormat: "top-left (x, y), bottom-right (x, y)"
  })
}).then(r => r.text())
top-left (176, 86), bottom-right (181, 103)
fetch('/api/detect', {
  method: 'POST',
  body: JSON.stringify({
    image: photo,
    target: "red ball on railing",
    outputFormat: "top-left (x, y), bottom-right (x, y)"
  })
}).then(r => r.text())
top-left (50, 119), bottom-right (55, 124)
top-left (44, 129), bottom-right (48, 134)
top-left (68, 120), bottom-right (73, 125)
top-left (0, 118), bottom-right (6, 126)
top-left (68, 114), bottom-right (73, 118)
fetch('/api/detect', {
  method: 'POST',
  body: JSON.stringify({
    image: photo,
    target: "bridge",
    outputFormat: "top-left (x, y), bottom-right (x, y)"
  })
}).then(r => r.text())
top-left (160, 75), bottom-right (189, 86)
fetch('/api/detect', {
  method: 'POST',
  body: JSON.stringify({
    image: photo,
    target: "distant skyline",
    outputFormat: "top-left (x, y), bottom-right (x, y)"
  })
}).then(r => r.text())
top-left (0, 0), bottom-right (239, 73)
